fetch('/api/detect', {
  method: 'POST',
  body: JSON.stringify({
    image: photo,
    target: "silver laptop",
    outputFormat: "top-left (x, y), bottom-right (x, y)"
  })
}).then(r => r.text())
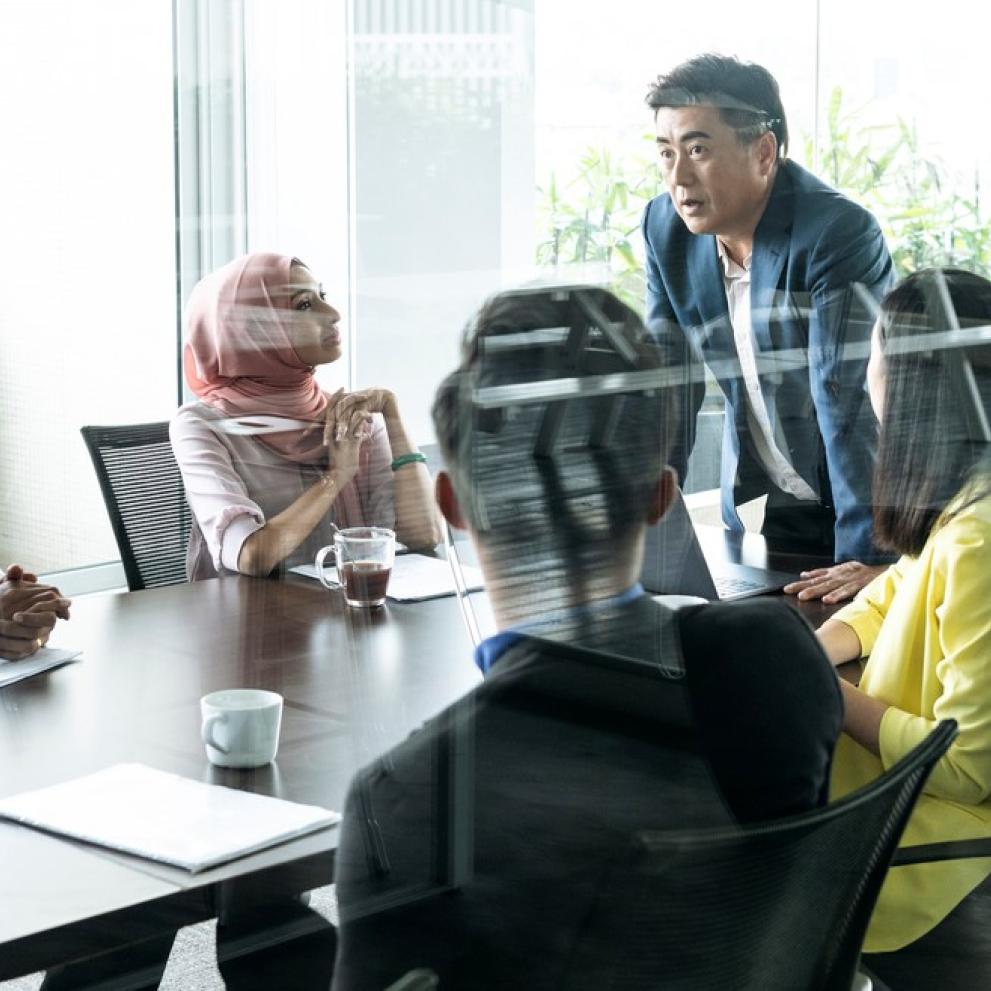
top-left (640, 489), bottom-right (799, 601)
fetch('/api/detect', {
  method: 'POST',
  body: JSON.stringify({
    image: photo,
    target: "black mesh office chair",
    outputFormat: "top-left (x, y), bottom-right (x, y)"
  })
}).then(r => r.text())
top-left (891, 835), bottom-right (991, 867)
top-left (562, 720), bottom-right (958, 991)
top-left (81, 422), bottom-right (192, 591)
top-left (862, 828), bottom-right (991, 988)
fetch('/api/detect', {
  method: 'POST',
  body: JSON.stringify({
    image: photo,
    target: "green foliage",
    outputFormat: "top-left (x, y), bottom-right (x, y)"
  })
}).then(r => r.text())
top-left (802, 87), bottom-right (990, 279)
top-left (536, 89), bottom-right (991, 301)
top-left (535, 136), bottom-right (663, 310)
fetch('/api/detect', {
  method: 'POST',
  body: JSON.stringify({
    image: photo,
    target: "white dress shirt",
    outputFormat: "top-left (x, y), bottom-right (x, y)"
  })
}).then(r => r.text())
top-left (717, 240), bottom-right (818, 501)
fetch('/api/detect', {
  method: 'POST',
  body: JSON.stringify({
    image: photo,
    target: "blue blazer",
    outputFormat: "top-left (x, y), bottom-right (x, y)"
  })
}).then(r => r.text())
top-left (641, 160), bottom-right (894, 562)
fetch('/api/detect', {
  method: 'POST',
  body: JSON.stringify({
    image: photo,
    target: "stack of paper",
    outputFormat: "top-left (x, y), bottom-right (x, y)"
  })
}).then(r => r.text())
top-left (0, 646), bottom-right (81, 688)
top-left (292, 552), bottom-right (484, 602)
top-left (0, 763), bottom-right (339, 873)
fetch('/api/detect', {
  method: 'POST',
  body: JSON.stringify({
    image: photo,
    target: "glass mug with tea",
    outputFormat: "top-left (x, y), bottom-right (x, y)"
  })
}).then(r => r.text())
top-left (315, 526), bottom-right (396, 607)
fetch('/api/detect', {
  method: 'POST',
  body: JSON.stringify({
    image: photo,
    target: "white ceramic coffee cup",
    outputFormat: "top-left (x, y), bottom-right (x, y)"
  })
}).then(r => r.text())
top-left (200, 689), bottom-right (284, 768)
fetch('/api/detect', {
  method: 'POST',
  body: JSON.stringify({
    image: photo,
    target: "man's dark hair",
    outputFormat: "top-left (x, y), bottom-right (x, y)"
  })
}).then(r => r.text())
top-left (432, 287), bottom-right (677, 609)
top-left (873, 268), bottom-right (991, 555)
top-left (645, 53), bottom-right (788, 158)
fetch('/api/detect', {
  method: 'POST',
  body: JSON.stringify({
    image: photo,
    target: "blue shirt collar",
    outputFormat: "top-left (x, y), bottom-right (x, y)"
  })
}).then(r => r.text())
top-left (472, 583), bottom-right (645, 676)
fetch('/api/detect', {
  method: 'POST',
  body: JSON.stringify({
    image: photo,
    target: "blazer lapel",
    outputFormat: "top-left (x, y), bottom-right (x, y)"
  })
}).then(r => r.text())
top-left (688, 236), bottom-right (733, 358)
top-left (686, 235), bottom-right (745, 419)
top-left (750, 166), bottom-right (795, 356)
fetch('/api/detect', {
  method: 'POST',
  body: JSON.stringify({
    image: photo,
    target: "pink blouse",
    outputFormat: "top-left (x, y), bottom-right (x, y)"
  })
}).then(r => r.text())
top-left (170, 402), bottom-right (396, 580)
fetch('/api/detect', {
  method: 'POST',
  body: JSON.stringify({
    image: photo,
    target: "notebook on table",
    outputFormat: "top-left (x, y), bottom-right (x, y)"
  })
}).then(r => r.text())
top-left (291, 552), bottom-right (484, 602)
top-left (0, 646), bottom-right (81, 687)
top-left (0, 763), bottom-right (339, 873)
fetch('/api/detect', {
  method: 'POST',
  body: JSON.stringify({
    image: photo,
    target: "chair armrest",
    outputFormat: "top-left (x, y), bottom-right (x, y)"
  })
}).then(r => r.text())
top-left (383, 969), bottom-right (439, 991)
top-left (891, 838), bottom-right (991, 866)
top-left (851, 971), bottom-right (873, 991)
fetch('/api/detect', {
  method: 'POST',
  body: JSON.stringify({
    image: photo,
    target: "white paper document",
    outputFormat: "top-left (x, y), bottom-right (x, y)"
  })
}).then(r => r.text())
top-left (291, 553), bottom-right (484, 602)
top-left (0, 646), bottom-right (81, 687)
top-left (0, 763), bottom-right (340, 873)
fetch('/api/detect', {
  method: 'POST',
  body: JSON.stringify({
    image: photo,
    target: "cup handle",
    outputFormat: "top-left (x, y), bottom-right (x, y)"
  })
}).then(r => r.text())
top-left (315, 544), bottom-right (342, 590)
top-left (202, 713), bottom-right (230, 754)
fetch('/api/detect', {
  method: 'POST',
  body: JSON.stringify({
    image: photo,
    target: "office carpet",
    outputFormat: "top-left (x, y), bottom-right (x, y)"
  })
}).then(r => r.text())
top-left (1, 885), bottom-right (337, 990)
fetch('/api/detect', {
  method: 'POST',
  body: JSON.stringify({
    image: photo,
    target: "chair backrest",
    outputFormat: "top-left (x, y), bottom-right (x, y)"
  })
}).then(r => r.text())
top-left (565, 719), bottom-right (957, 991)
top-left (81, 422), bottom-right (192, 591)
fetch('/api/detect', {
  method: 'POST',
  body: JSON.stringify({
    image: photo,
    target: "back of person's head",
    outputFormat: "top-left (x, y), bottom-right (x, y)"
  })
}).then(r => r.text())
top-left (432, 287), bottom-right (676, 610)
top-left (874, 267), bottom-right (991, 555)
top-left (645, 53), bottom-right (788, 158)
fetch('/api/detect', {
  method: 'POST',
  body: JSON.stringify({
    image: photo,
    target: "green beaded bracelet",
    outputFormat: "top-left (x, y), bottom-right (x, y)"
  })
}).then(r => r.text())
top-left (391, 452), bottom-right (427, 471)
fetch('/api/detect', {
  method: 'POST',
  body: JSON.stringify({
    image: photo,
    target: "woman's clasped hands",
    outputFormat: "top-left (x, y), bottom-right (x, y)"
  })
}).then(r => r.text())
top-left (323, 388), bottom-right (395, 470)
top-left (0, 565), bottom-right (71, 660)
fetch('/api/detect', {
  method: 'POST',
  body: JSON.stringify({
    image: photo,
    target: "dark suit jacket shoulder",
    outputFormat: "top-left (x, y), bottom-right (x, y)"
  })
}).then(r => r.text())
top-left (332, 596), bottom-right (841, 990)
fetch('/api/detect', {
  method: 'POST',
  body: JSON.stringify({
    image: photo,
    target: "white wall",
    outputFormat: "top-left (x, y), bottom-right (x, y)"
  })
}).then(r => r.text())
top-left (0, 0), bottom-right (177, 572)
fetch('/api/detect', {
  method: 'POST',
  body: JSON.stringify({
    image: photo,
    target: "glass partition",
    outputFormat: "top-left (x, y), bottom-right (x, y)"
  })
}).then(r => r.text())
top-left (3, 0), bottom-right (990, 581)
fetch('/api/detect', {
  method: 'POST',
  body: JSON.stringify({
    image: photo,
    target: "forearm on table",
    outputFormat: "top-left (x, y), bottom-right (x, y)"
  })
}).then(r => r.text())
top-left (236, 470), bottom-right (348, 577)
top-left (838, 680), bottom-right (888, 756)
top-left (816, 617), bottom-right (863, 667)
top-left (817, 616), bottom-right (887, 754)
top-left (382, 405), bottom-right (442, 550)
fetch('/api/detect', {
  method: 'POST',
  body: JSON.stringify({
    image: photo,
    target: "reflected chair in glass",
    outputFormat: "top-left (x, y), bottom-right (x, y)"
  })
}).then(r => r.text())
top-left (384, 970), bottom-right (439, 991)
top-left (563, 720), bottom-right (957, 991)
top-left (81, 422), bottom-right (192, 591)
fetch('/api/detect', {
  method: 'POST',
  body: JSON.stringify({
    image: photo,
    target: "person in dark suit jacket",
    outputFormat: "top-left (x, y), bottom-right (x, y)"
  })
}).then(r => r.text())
top-left (331, 287), bottom-right (842, 990)
top-left (641, 54), bottom-right (895, 605)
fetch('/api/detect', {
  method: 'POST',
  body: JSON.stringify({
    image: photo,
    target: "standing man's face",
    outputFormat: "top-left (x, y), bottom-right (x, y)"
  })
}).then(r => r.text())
top-left (654, 104), bottom-right (777, 244)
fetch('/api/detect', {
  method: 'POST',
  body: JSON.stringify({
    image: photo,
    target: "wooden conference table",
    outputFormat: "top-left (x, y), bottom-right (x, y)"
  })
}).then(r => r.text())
top-left (0, 528), bottom-right (845, 981)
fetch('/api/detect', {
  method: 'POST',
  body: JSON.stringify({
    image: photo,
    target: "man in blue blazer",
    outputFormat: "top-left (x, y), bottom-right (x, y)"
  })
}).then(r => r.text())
top-left (642, 54), bottom-right (894, 602)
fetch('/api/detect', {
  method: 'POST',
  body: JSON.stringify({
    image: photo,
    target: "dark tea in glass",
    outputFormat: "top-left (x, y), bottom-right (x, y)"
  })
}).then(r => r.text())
top-left (315, 526), bottom-right (396, 608)
top-left (339, 560), bottom-right (391, 607)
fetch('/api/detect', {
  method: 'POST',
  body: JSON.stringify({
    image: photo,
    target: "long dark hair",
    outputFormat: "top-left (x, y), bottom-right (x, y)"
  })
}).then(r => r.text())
top-left (873, 268), bottom-right (991, 555)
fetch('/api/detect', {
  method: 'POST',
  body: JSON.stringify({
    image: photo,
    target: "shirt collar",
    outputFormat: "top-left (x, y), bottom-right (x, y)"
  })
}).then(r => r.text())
top-left (472, 583), bottom-right (646, 675)
top-left (716, 238), bottom-right (752, 279)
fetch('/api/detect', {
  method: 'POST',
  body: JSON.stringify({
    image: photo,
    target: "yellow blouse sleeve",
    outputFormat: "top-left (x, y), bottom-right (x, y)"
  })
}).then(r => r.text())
top-left (879, 514), bottom-right (991, 804)
top-left (831, 557), bottom-right (910, 658)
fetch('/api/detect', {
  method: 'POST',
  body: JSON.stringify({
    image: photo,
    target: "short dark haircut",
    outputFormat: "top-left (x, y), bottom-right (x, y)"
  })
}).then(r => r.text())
top-left (645, 53), bottom-right (788, 158)
top-left (873, 268), bottom-right (991, 556)
top-left (432, 288), bottom-right (677, 602)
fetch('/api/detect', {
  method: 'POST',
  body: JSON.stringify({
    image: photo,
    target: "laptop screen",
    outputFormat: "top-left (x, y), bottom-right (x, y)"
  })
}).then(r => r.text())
top-left (639, 488), bottom-right (719, 599)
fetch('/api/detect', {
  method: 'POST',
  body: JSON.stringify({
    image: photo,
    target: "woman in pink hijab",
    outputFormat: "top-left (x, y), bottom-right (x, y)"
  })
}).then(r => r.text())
top-left (170, 253), bottom-right (441, 579)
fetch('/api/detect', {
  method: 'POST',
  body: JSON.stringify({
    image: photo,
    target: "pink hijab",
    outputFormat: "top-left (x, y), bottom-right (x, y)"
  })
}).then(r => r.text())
top-left (183, 252), bottom-right (329, 463)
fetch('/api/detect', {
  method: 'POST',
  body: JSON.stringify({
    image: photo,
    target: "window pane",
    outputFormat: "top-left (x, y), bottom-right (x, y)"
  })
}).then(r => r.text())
top-left (0, 0), bottom-right (177, 573)
top-left (534, 0), bottom-right (818, 307)
top-left (349, 0), bottom-right (538, 442)
top-left (819, 0), bottom-right (991, 276)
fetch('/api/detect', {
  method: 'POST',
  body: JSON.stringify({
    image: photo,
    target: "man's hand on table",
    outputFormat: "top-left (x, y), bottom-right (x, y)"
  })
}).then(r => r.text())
top-left (783, 560), bottom-right (886, 605)
top-left (0, 564), bottom-right (71, 660)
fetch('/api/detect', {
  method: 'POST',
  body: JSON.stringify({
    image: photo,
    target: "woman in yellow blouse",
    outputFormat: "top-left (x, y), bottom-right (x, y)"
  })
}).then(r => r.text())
top-left (816, 268), bottom-right (991, 985)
